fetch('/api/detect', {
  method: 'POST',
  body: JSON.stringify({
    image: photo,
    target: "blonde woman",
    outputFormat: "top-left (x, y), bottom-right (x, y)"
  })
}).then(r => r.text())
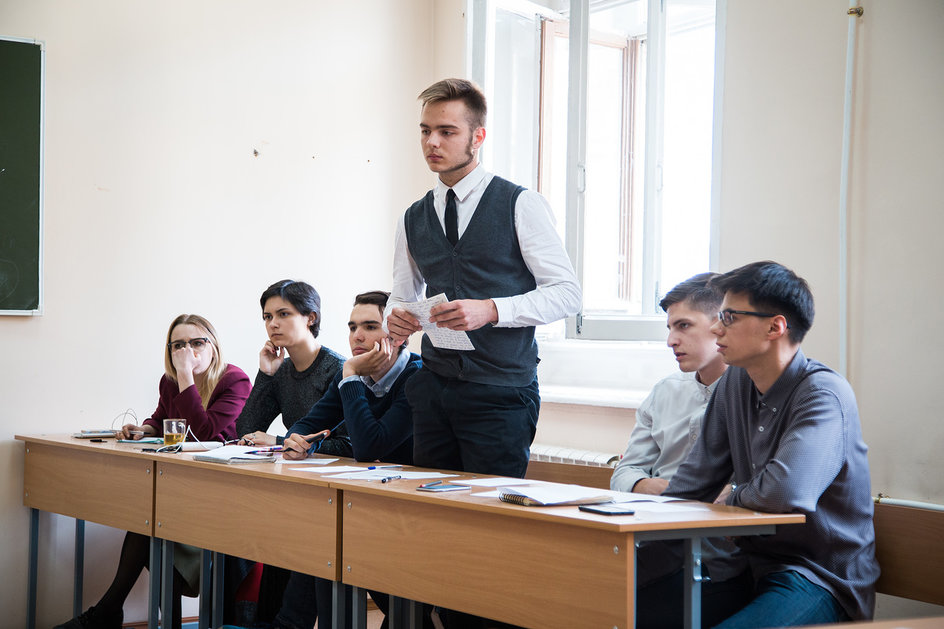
top-left (123, 313), bottom-right (251, 442)
top-left (55, 314), bottom-right (250, 629)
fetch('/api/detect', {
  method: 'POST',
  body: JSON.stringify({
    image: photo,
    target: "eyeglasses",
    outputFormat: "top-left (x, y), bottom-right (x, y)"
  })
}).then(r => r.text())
top-left (717, 309), bottom-right (785, 327)
top-left (167, 337), bottom-right (211, 352)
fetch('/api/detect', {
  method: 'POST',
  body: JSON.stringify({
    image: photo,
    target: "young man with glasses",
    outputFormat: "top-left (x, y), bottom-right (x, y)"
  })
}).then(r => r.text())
top-left (658, 260), bottom-right (879, 627)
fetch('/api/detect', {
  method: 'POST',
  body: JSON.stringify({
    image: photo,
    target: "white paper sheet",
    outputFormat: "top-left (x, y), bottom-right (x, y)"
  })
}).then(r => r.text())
top-left (455, 477), bottom-right (534, 488)
top-left (281, 458), bottom-right (339, 466)
top-left (395, 293), bottom-right (475, 351)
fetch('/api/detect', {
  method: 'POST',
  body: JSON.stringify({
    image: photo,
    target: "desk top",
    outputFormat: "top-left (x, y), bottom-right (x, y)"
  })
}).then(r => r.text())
top-left (17, 433), bottom-right (805, 533)
top-left (324, 466), bottom-right (805, 534)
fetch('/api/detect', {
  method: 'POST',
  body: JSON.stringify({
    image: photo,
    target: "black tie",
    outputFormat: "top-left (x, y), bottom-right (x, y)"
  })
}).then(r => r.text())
top-left (445, 188), bottom-right (459, 246)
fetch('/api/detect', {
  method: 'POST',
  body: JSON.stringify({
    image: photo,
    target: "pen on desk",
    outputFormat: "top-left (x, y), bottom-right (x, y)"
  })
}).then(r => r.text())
top-left (381, 475), bottom-right (401, 483)
top-left (367, 465), bottom-right (402, 470)
top-left (418, 480), bottom-right (442, 488)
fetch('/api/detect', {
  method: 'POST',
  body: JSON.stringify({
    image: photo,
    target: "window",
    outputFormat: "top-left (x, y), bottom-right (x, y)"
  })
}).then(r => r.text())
top-left (471, 0), bottom-right (721, 341)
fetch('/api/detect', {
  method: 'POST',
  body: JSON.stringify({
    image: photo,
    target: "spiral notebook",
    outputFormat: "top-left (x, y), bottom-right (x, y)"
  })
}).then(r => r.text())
top-left (192, 445), bottom-right (276, 464)
top-left (497, 484), bottom-right (614, 507)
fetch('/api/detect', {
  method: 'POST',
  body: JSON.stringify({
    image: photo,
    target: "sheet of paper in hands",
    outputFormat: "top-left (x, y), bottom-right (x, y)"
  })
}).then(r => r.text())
top-left (397, 293), bottom-right (475, 351)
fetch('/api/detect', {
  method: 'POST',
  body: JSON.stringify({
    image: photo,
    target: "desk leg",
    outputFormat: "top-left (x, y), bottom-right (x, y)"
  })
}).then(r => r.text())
top-left (27, 508), bottom-right (38, 629)
top-left (199, 550), bottom-right (211, 629)
top-left (212, 551), bottom-right (225, 628)
top-left (161, 540), bottom-right (175, 629)
top-left (390, 596), bottom-right (402, 629)
top-left (74, 519), bottom-right (85, 616)
top-left (148, 537), bottom-right (162, 629)
top-left (389, 596), bottom-right (420, 629)
top-left (683, 537), bottom-right (703, 629)
top-left (401, 598), bottom-right (420, 629)
top-left (332, 581), bottom-right (348, 629)
top-left (351, 586), bottom-right (367, 629)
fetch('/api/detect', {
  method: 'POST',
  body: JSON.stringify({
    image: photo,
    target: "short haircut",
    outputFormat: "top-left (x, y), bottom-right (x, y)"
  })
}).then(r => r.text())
top-left (353, 290), bottom-right (389, 311)
top-left (418, 78), bottom-right (487, 130)
top-left (659, 272), bottom-right (723, 315)
top-left (710, 261), bottom-right (814, 343)
top-left (260, 279), bottom-right (321, 338)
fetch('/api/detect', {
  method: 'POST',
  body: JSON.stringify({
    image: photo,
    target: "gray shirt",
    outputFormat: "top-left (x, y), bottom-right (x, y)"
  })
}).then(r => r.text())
top-left (611, 370), bottom-right (717, 492)
top-left (666, 349), bottom-right (879, 620)
top-left (612, 370), bottom-right (743, 582)
top-left (235, 346), bottom-right (346, 442)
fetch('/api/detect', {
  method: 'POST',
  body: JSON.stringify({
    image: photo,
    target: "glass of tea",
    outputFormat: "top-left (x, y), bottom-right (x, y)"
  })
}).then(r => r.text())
top-left (163, 419), bottom-right (187, 447)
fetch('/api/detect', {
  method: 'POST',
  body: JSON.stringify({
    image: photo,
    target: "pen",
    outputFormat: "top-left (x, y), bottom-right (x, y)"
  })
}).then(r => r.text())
top-left (418, 480), bottom-right (443, 488)
top-left (367, 465), bottom-right (402, 470)
top-left (305, 419), bottom-right (347, 455)
top-left (381, 475), bottom-right (402, 483)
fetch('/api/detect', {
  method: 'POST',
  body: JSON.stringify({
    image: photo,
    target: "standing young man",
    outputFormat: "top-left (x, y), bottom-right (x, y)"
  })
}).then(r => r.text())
top-left (663, 261), bottom-right (879, 627)
top-left (386, 78), bottom-right (581, 478)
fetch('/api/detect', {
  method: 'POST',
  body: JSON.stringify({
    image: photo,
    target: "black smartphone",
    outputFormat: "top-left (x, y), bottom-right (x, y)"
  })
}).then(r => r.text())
top-left (416, 483), bottom-right (470, 492)
top-left (578, 503), bottom-right (635, 516)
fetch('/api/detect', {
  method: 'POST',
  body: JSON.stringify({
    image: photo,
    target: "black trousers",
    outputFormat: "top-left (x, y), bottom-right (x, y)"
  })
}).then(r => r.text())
top-left (406, 369), bottom-right (540, 478)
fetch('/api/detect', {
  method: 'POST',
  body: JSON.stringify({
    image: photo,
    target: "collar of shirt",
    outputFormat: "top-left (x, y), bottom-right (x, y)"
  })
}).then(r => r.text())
top-left (359, 349), bottom-right (411, 398)
top-left (694, 371), bottom-right (722, 398)
top-left (433, 164), bottom-right (492, 237)
top-left (753, 348), bottom-right (808, 412)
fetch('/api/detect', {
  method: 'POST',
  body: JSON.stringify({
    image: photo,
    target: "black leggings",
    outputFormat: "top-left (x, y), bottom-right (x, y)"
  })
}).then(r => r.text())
top-left (96, 531), bottom-right (194, 629)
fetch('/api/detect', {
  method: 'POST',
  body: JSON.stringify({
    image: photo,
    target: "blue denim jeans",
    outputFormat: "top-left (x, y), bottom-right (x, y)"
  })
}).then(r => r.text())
top-left (714, 570), bottom-right (849, 628)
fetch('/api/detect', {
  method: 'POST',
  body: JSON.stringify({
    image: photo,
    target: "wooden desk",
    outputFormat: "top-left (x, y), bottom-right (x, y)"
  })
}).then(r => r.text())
top-left (18, 437), bottom-right (805, 629)
top-left (151, 456), bottom-right (341, 627)
top-left (16, 434), bottom-right (159, 629)
top-left (20, 434), bottom-right (155, 534)
top-left (332, 473), bottom-right (805, 629)
top-left (153, 456), bottom-right (339, 579)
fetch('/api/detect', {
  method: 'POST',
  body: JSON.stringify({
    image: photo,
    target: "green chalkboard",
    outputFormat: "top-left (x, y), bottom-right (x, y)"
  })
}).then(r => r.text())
top-left (0, 37), bottom-right (43, 314)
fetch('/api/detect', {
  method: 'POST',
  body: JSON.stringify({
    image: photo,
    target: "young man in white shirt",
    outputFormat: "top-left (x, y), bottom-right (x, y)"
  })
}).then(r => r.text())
top-left (612, 273), bottom-right (747, 628)
top-left (611, 272), bottom-right (728, 494)
top-left (385, 78), bottom-right (581, 480)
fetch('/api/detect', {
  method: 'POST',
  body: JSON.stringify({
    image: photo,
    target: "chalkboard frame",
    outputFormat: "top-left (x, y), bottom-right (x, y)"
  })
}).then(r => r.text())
top-left (0, 36), bottom-right (44, 316)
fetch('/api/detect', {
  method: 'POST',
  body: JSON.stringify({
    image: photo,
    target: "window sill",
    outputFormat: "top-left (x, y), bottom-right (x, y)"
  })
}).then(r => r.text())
top-left (537, 338), bottom-right (675, 410)
top-left (540, 385), bottom-right (649, 409)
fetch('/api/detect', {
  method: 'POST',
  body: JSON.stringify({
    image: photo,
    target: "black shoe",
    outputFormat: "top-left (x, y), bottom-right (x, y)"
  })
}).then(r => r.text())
top-left (53, 605), bottom-right (123, 629)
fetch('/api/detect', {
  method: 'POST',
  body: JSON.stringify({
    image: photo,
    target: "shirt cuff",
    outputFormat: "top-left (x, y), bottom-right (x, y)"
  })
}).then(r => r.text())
top-left (339, 375), bottom-right (361, 389)
top-left (492, 297), bottom-right (513, 327)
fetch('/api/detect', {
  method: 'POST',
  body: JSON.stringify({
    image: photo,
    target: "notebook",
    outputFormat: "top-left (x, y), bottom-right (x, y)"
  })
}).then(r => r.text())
top-left (497, 484), bottom-right (615, 507)
top-left (192, 445), bottom-right (276, 464)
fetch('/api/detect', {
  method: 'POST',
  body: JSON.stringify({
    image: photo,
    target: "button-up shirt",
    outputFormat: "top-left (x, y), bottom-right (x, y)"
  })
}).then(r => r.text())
top-left (388, 165), bottom-right (581, 327)
top-left (666, 349), bottom-right (880, 620)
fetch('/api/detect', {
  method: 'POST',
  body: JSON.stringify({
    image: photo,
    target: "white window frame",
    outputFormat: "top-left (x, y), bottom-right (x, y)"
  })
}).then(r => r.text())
top-left (468, 0), bottom-right (726, 342)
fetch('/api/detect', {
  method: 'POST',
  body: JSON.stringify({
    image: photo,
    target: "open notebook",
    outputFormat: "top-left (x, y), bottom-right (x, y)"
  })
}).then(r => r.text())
top-left (497, 484), bottom-right (614, 507)
top-left (192, 445), bottom-right (276, 464)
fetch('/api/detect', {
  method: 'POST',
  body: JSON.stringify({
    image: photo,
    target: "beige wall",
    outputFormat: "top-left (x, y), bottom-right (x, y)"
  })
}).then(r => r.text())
top-left (0, 0), bottom-right (448, 624)
top-left (719, 0), bottom-right (944, 505)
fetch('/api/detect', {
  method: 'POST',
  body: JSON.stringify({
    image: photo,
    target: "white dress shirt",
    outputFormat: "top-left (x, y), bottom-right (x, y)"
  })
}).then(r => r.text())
top-left (610, 370), bottom-right (718, 493)
top-left (387, 165), bottom-right (581, 327)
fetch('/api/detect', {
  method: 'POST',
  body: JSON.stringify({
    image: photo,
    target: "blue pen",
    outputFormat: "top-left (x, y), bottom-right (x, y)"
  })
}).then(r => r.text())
top-left (367, 465), bottom-right (402, 470)
top-left (306, 419), bottom-right (346, 455)
top-left (380, 475), bottom-right (401, 483)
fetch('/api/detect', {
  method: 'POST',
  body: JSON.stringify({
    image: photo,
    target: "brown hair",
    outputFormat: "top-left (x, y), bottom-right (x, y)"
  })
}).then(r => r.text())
top-left (418, 78), bottom-right (487, 130)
